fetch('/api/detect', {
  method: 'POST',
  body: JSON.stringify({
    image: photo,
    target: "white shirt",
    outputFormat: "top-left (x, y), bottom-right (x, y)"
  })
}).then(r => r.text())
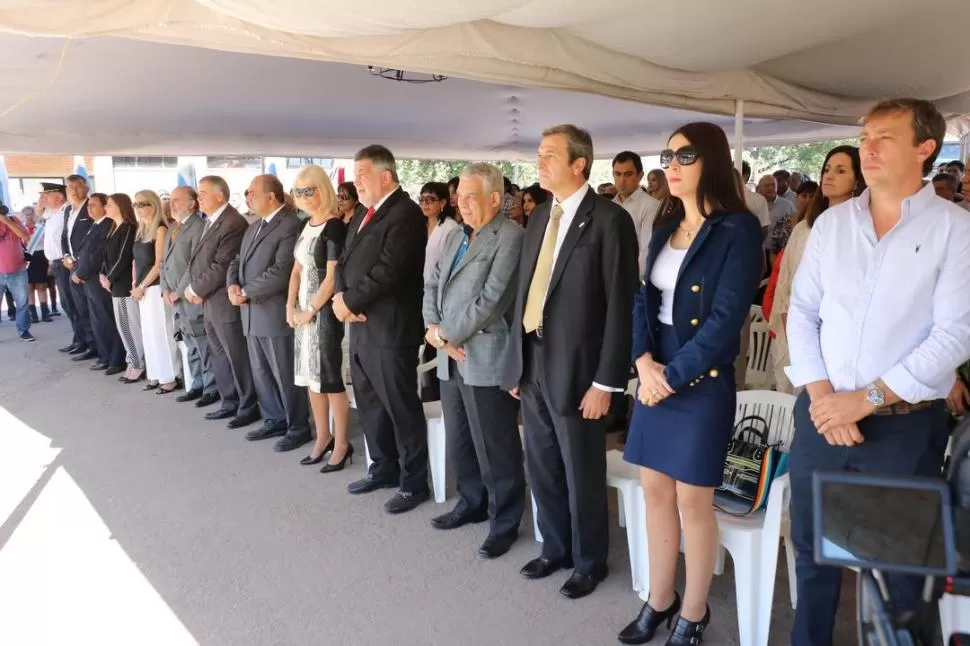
top-left (650, 240), bottom-right (688, 325)
top-left (614, 188), bottom-right (661, 276)
top-left (744, 189), bottom-right (771, 228)
top-left (42, 203), bottom-right (67, 262)
top-left (786, 183), bottom-right (970, 403)
top-left (66, 198), bottom-right (87, 257)
top-left (781, 188), bottom-right (798, 204)
top-left (358, 189), bottom-right (396, 233)
top-left (542, 183), bottom-right (621, 392)
top-left (766, 196), bottom-right (796, 230)
top-left (424, 217), bottom-right (460, 283)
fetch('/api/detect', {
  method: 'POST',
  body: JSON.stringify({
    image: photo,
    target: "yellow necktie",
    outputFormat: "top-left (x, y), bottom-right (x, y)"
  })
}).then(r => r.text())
top-left (523, 204), bottom-right (564, 333)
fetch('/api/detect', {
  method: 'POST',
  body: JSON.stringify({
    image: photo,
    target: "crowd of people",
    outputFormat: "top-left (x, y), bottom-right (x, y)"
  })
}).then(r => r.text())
top-left (2, 95), bottom-right (969, 646)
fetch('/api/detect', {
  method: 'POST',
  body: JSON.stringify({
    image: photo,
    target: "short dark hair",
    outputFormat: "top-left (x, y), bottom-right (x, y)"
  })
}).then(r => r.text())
top-left (447, 177), bottom-right (460, 192)
top-left (772, 169), bottom-right (791, 181)
top-left (947, 160), bottom-right (966, 173)
top-left (864, 98), bottom-right (947, 176)
top-left (933, 173), bottom-right (957, 190)
top-left (66, 174), bottom-right (88, 186)
top-left (741, 160), bottom-right (752, 180)
top-left (796, 180), bottom-right (819, 196)
top-left (199, 175), bottom-right (230, 199)
top-left (420, 182), bottom-right (455, 223)
top-left (260, 174), bottom-right (285, 204)
top-left (354, 144), bottom-right (399, 183)
top-left (612, 151), bottom-right (643, 174)
top-left (89, 192), bottom-right (107, 206)
top-left (542, 124), bottom-right (594, 180)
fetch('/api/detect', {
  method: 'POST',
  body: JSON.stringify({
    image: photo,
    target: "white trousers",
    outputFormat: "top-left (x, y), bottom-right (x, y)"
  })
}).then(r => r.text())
top-left (139, 285), bottom-right (177, 383)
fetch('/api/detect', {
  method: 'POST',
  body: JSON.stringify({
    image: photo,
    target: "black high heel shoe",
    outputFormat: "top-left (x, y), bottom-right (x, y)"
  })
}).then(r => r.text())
top-left (300, 438), bottom-right (335, 465)
top-left (320, 443), bottom-right (354, 473)
top-left (618, 592), bottom-right (681, 645)
top-left (664, 605), bottom-right (710, 646)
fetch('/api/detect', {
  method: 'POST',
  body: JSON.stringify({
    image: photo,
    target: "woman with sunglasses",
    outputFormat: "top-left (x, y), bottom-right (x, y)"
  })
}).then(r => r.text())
top-left (101, 193), bottom-right (145, 383)
top-left (131, 190), bottom-right (180, 395)
top-left (336, 182), bottom-right (365, 225)
top-left (618, 123), bottom-right (763, 645)
top-left (289, 165), bottom-right (353, 471)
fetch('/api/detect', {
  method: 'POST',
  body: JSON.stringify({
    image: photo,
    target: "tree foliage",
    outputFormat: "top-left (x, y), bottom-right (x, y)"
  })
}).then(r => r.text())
top-left (743, 138), bottom-right (857, 181)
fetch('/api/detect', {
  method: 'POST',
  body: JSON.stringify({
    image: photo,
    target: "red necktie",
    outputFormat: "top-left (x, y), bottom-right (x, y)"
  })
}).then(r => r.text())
top-left (360, 207), bottom-right (375, 230)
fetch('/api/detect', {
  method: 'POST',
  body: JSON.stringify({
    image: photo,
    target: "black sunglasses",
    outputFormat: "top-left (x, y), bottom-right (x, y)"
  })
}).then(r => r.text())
top-left (659, 145), bottom-right (700, 169)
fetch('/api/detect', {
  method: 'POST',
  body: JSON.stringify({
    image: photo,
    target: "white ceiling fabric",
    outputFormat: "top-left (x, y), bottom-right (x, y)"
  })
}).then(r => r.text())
top-left (0, 0), bottom-right (963, 157)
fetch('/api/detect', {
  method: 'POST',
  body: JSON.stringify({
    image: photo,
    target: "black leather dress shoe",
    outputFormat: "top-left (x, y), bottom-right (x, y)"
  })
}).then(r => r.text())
top-left (520, 556), bottom-right (574, 580)
top-left (89, 362), bottom-right (109, 371)
top-left (195, 392), bottom-right (221, 408)
top-left (104, 365), bottom-right (125, 376)
top-left (478, 531), bottom-right (517, 559)
top-left (347, 477), bottom-right (399, 495)
top-left (72, 350), bottom-right (98, 362)
top-left (176, 389), bottom-right (202, 403)
top-left (205, 408), bottom-right (235, 421)
top-left (68, 344), bottom-right (88, 355)
top-left (228, 414), bottom-right (261, 430)
top-left (274, 433), bottom-right (311, 452)
top-left (59, 343), bottom-right (78, 353)
top-left (430, 508), bottom-right (488, 530)
top-left (244, 421), bottom-right (286, 441)
top-left (384, 489), bottom-right (430, 514)
top-left (559, 564), bottom-right (608, 599)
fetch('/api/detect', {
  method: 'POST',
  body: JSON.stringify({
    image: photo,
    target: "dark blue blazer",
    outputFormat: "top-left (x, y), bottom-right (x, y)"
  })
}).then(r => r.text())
top-left (632, 210), bottom-right (763, 391)
top-left (73, 218), bottom-right (113, 282)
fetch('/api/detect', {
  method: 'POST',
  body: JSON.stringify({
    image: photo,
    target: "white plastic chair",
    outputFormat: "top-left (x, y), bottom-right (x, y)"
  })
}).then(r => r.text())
top-left (713, 390), bottom-right (797, 646)
top-left (744, 321), bottom-right (775, 389)
top-left (749, 304), bottom-right (765, 323)
top-left (356, 353), bottom-right (448, 504)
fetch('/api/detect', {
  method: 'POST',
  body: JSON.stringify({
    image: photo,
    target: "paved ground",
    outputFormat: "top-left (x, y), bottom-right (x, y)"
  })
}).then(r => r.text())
top-left (0, 317), bottom-right (858, 645)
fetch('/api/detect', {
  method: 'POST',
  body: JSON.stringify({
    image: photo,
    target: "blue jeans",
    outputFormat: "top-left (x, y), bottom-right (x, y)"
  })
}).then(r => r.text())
top-left (0, 269), bottom-right (30, 335)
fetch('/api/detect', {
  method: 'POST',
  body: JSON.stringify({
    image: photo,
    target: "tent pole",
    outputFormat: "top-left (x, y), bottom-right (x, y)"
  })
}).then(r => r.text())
top-left (734, 99), bottom-right (744, 171)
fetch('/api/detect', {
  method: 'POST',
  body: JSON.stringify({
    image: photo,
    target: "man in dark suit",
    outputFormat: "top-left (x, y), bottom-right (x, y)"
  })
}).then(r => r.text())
top-left (162, 186), bottom-right (219, 407)
top-left (502, 124), bottom-right (639, 599)
top-left (61, 174), bottom-right (97, 362)
top-left (228, 175), bottom-right (310, 452)
top-left (72, 192), bottom-right (125, 373)
top-left (333, 144), bottom-right (429, 514)
top-left (423, 163), bottom-right (526, 558)
top-left (184, 175), bottom-right (259, 428)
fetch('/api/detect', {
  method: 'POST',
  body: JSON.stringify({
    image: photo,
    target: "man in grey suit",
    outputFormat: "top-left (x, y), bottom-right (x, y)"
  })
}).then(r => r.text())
top-left (423, 162), bottom-right (526, 560)
top-left (185, 175), bottom-right (260, 428)
top-left (228, 175), bottom-right (310, 452)
top-left (162, 186), bottom-right (219, 407)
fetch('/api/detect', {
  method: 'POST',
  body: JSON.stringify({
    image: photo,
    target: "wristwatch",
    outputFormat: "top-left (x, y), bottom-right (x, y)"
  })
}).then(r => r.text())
top-left (864, 383), bottom-right (885, 409)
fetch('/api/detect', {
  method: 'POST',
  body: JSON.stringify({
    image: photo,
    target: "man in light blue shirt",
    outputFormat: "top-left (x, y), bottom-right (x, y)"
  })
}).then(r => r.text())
top-left (785, 98), bottom-right (970, 646)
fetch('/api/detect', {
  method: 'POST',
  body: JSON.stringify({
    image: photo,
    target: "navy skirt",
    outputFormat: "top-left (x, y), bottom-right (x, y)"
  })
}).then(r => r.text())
top-left (624, 323), bottom-right (736, 487)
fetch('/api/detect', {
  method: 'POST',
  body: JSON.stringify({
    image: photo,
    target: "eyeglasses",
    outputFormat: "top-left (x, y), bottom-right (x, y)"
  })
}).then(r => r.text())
top-left (133, 201), bottom-right (152, 208)
top-left (336, 194), bottom-right (351, 201)
top-left (418, 197), bottom-right (442, 205)
top-left (293, 187), bottom-right (317, 198)
top-left (659, 145), bottom-right (700, 169)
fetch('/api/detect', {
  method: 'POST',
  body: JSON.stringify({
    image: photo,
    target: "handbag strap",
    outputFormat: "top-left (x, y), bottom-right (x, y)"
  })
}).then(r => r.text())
top-left (733, 414), bottom-right (770, 446)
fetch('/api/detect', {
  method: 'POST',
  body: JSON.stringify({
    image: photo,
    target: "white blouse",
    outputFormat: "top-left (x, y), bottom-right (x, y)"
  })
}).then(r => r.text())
top-left (424, 218), bottom-right (460, 283)
top-left (650, 239), bottom-right (688, 325)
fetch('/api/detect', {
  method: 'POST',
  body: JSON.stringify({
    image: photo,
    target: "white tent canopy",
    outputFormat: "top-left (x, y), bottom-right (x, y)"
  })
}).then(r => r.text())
top-left (0, 0), bottom-right (963, 157)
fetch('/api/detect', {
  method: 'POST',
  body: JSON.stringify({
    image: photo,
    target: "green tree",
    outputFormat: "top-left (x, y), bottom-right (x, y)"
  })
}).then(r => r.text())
top-left (743, 138), bottom-right (857, 181)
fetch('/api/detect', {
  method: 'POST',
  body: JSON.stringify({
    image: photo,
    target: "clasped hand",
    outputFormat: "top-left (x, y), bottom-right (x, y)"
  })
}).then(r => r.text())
top-left (635, 355), bottom-right (674, 407)
top-left (809, 391), bottom-right (869, 446)
top-left (227, 285), bottom-right (248, 306)
top-left (332, 292), bottom-right (366, 323)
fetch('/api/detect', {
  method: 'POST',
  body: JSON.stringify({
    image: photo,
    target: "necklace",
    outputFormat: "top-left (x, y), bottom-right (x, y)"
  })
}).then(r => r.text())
top-left (678, 222), bottom-right (700, 240)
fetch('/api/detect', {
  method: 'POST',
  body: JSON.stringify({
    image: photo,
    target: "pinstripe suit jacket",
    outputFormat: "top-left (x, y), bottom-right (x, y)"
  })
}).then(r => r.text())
top-left (422, 214), bottom-right (523, 387)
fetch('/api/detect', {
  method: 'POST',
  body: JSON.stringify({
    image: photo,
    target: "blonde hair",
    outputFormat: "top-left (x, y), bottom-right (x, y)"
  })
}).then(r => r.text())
top-left (134, 190), bottom-right (165, 243)
top-left (293, 164), bottom-right (338, 216)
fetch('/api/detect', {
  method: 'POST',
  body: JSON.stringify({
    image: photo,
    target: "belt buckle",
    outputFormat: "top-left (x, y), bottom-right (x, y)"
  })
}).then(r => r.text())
top-left (535, 325), bottom-right (543, 339)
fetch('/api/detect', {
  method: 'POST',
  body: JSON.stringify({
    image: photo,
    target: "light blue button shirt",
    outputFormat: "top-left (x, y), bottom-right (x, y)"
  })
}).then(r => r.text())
top-left (786, 183), bottom-right (970, 403)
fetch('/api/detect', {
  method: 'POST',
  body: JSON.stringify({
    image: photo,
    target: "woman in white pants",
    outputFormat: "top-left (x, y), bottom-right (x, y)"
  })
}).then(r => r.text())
top-left (130, 190), bottom-right (179, 394)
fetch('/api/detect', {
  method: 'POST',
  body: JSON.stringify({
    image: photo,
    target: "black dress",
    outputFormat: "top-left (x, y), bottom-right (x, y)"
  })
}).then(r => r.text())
top-left (312, 218), bottom-right (347, 393)
top-left (102, 222), bottom-right (136, 298)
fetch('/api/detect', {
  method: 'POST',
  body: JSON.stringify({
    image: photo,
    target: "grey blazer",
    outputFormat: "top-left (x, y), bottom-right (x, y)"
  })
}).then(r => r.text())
top-left (160, 213), bottom-right (205, 335)
top-left (227, 207), bottom-right (301, 338)
top-left (187, 204), bottom-right (249, 325)
top-left (422, 215), bottom-right (523, 387)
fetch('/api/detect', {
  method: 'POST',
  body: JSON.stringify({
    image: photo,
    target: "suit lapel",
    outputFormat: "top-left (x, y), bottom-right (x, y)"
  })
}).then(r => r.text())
top-left (546, 188), bottom-right (595, 301)
top-left (243, 212), bottom-right (282, 262)
top-left (675, 213), bottom-right (724, 286)
top-left (343, 188), bottom-right (402, 258)
top-left (450, 217), bottom-right (501, 282)
top-left (517, 204), bottom-right (548, 312)
top-left (191, 212), bottom-right (226, 260)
